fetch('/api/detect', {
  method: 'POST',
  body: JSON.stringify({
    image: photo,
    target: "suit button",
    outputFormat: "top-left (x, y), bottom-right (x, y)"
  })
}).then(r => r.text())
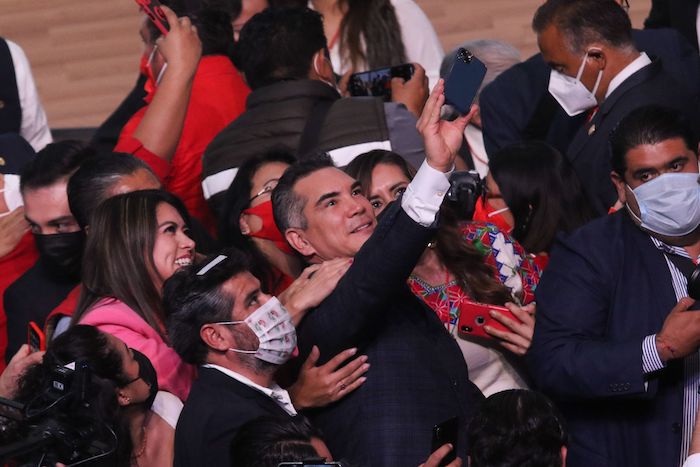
top-left (672, 422), bottom-right (682, 434)
top-left (451, 377), bottom-right (458, 388)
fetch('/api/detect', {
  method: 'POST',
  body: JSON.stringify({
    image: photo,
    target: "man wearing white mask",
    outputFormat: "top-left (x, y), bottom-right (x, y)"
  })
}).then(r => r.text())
top-left (527, 105), bottom-right (700, 467)
top-left (163, 250), bottom-right (354, 467)
top-left (533, 0), bottom-right (699, 215)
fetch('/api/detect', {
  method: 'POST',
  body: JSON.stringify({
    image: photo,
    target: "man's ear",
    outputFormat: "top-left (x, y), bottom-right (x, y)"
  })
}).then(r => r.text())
top-left (285, 228), bottom-right (316, 257)
top-left (200, 324), bottom-right (231, 352)
top-left (610, 170), bottom-right (627, 204)
top-left (310, 49), bottom-right (334, 82)
top-left (587, 47), bottom-right (607, 71)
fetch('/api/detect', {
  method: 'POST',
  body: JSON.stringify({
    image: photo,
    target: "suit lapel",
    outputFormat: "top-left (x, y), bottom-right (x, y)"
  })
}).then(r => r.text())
top-left (566, 61), bottom-right (661, 163)
top-left (199, 367), bottom-right (291, 417)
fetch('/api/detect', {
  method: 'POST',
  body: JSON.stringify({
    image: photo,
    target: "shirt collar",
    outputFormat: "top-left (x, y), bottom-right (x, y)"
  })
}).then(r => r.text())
top-left (650, 235), bottom-right (695, 260)
top-left (203, 364), bottom-right (297, 415)
top-left (605, 52), bottom-right (651, 99)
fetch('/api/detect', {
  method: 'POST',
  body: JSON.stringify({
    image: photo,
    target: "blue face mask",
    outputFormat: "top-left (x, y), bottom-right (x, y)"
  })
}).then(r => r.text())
top-left (626, 172), bottom-right (700, 237)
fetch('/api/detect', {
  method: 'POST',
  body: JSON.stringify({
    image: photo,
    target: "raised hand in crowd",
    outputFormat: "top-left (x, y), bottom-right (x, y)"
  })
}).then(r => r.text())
top-left (0, 207), bottom-right (29, 258)
top-left (0, 344), bottom-right (44, 399)
top-left (132, 5), bottom-right (202, 161)
top-left (655, 297), bottom-right (700, 362)
top-left (288, 345), bottom-right (369, 410)
top-left (485, 302), bottom-right (536, 356)
top-left (417, 79), bottom-right (477, 172)
top-left (280, 258), bottom-right (353, 325)
top-left (419, 444), bottom-right (462, 467)
top-left (391, 63), bottom-right (429, 118)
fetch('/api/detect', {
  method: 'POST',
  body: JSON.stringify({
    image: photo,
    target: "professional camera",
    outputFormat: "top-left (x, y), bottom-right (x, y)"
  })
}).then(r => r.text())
top-left (0, 360), bottom-right (118, 466)
top-left (444, 170), bottom-right (485, 221)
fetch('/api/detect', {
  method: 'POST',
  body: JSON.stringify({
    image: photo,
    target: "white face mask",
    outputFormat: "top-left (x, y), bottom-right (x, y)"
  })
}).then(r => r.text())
top-left (0, 174), bottom-right (23, 217)
top-left (215, 297), bottom-right (297, 365)
top-left (626, 172), bottom-right (700, 237)
top-left (548, 52), bottom-right (603, 116)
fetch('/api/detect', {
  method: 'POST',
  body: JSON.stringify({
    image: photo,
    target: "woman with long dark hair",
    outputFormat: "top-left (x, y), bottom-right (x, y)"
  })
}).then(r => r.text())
top-left (15, 325), bottom-right (178, 467)
top-left (346, 150), bottom-right (541, 396)
top-left (71, 190), bottom-right (197, 401)
top-left (219, 149), bottom-right (301, 295)
top-left (310, 0), bottom-right (444, 89)
top-left (477, 141), bottom-right (595, 269)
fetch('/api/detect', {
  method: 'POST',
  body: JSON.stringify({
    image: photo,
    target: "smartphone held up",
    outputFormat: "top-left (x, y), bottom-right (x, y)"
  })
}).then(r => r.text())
top-left (444, 48), bottom-right (487, 115)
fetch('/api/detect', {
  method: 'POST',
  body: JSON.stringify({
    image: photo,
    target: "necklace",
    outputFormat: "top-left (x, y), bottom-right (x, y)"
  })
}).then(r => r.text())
top-left (131, 423), bottom-right (147, 465)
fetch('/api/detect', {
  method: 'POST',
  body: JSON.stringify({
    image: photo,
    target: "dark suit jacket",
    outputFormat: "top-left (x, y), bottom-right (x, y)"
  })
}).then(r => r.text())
top-left (527, 211), bottom-right (684, 467)
top-left (296, 202), bottom-right (484, 467)
top-left (174, 366), bottom-right (291, 467)
top-left (645, 0), bottom-right (700, 52)
top-left (565, 60), bottom-right (698, 215)
top-left (480, 28), bottom-right (700, 157)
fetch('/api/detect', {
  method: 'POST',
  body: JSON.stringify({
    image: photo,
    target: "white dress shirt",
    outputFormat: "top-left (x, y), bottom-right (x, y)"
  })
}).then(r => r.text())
top-left (6, 40), bottom-right (51, 152)
top-left (401, 160), bottom-right (452, 227)
top-left (605, 52), bottom-right (652, 99)
top-left (202, 363), bottom-right (297, 416)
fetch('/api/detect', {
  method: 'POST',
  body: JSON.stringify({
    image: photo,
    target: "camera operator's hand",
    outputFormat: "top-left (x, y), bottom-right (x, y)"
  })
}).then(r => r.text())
top-left (419, 444), bottom-right (462, 467)
top-left (0, 207), bottom-right (29, 259)
top-left (0, 344), bottom-right (44, 399)
top-left (391, 63), bottom-right (428, 117)
top-left (288, 346), bottom-right (368, 410)
top-left (485, 302), bottom-right (536, 356)
top-left (655, 297), bottom-right (700, 362)
top-left (416, 79), bottom-right (477, 173)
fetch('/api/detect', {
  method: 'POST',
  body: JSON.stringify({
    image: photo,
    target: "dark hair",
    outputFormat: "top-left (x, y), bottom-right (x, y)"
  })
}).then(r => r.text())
top-left (344, 150), bottom-right (416, 197)
top-left (468, 389), bottom-right (567, 467)
top-left (219, 149), bottom-right (296, 293)
top-left (72, 190), bottom-right (192, 341)
top-left (15, 325), bottom-right (133, 466)
top-left (338, 0), bottom-right (407, 71)
top-left (345, 150), bottom-right (512, 305)
top-left (610, 105), bottom-right (699, 178)
top-left (489, 141), bottom-right (594, 253)
top-left (164, 249), bottom-right (250, 365)
top-left (67, 153), bottom-right (156, 229)
top-left (148, 0), bottom-right (235, 60)
top-left (272, 153), bottom-right (335, 234)
top-left (235, 7), bottom-right (327, 89)
top-left (532, 0), bottom-right (633, 54)
top-left (230, 415), bottom-right (324, 467)
top-left (20, 140), bottom-right (95, 193)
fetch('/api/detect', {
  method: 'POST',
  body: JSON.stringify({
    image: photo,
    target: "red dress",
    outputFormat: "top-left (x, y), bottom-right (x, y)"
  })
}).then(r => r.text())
top-left (117, 55), bottom-right (250, 233)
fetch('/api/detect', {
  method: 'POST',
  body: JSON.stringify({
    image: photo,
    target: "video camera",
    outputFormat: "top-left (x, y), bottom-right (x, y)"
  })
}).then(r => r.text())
top-left (0, 360), bottom-right (118, 466)
top-left (444, 170), bottom-right (485, 221)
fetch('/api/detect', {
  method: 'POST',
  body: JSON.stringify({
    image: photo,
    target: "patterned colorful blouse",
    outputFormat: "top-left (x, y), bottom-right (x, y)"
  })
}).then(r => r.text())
top-left (408, 221), bottom-right (541, 329)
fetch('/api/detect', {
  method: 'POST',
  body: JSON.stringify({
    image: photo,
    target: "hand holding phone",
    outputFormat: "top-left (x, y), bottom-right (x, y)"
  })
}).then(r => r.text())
top-left (431, 417), bottom-right (459, 467)
top-left (444, 48), bottom-right (487, 115)
top-left (457, 301), bottom-right (523, 341)
top-left (348, 63), bottom-right (415, 101)
top-left (28, 321), bottom-right (46, 352)
top-left (136, 0), bottom-right (170, 35)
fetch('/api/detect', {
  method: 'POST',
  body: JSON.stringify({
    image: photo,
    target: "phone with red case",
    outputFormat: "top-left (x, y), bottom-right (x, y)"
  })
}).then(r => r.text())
top-left (457, 301), bottom-right (521, 340)
top-left (136, 0), bottom-right (170, 35)
top-left (28, 321), bottom-right (46, 352)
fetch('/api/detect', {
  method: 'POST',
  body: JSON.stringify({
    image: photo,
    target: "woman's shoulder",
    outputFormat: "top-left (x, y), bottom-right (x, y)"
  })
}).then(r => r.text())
top-left (79, 298), bottom-right (149, 327)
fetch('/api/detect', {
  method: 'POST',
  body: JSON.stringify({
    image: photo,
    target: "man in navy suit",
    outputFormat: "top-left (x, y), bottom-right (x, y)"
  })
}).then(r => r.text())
top-left (271, 82), bottom-right (484, 467)
top-left (528, 105), bottom-right (700, 467)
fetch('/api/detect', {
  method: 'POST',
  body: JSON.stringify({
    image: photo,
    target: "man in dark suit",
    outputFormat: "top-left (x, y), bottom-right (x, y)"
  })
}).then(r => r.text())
top-left (527, 105), bottom-right (700, 467)
top-left (271, 83), bottom-right (484, 467)
top-left (164, 250), bottom-right (298, 467)
top-left (530, 0), bottom-right (699, 216)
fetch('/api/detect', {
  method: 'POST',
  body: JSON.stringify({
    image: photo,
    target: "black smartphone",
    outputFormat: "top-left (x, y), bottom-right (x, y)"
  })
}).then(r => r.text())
top-left (431, 416), bottom-right (459, 466)
top-left (444, 48), bottom-right (487, 115)
top-left (348, 63), bottom-right (415, 101)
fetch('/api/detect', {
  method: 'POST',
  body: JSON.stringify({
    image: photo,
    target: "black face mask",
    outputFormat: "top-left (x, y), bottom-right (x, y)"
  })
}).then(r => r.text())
top-left (130, 348), bottom-right (159, 409)
top-left (34, 231), bottom-right (85, 282)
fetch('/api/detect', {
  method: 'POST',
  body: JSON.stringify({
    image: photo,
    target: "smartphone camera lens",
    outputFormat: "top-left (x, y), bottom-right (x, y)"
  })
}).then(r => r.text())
top-left (475, 315), bottom-right (486, 326)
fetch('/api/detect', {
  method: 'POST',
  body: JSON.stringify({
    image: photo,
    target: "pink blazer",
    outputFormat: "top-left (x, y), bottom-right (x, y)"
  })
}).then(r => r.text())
top-left (80, 298), bottom-right (195, 401)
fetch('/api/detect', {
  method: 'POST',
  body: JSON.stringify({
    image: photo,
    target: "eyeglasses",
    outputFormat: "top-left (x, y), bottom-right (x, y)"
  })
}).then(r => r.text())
top-left (249, 182), bottom-right (278, 202)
